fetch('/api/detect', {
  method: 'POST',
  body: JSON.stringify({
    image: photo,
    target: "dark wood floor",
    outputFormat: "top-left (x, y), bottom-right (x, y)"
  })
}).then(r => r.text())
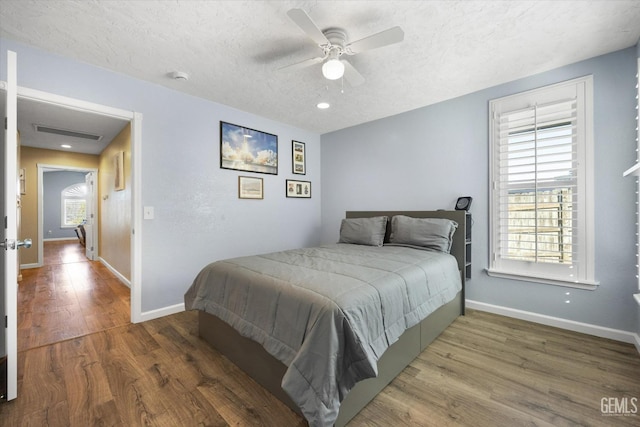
top-left (2, 249), bottom-right (639, 425)
top-left (17, 240), bottom-right (131, 352)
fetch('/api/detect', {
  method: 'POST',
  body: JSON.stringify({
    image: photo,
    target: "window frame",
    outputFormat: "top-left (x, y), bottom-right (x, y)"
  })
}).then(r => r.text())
top-left (60, 183), bottom-right (87, 228)
top-left (488, 76), bottom-right (598, 290)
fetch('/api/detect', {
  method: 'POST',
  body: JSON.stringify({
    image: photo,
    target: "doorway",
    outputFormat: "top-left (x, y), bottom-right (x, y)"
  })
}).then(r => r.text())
top-left (36, 166), bottom-right (99, 267)
top-left (10, 85), bottom-right (141, 324)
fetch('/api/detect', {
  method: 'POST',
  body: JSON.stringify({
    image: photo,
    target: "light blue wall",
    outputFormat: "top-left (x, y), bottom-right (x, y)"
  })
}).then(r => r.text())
top-left (3, 35), bottom-right (638, 334)
top-left (322, 47), bottom-right (639, 333)
top-left (43, 171), bottom-right (86, 239)
top-left (0, 38), bottom-right (322, 313)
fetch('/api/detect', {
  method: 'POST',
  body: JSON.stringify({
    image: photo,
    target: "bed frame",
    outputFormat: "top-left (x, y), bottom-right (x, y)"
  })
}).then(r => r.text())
top-left (198, 210), bottom-right (467, 426)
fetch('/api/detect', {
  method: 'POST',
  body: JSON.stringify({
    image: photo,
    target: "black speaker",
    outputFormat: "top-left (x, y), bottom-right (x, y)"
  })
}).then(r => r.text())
top-left (455, 196), bottom-right (472, 211)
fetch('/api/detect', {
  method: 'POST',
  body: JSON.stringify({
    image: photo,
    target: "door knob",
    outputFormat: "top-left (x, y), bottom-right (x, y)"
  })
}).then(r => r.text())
top-left (17, 238), bottom-right (32, 249)
top-left (0, 238), bottom-right (32, 250)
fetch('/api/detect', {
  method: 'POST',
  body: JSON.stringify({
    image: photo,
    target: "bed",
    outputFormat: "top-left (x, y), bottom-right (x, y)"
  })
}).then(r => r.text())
top-left (184, 210), bottom-right (467, 426)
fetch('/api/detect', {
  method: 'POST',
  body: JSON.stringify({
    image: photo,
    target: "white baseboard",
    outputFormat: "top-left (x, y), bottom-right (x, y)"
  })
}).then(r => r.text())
top-left (98, 257), bottom-right (131, 288)
top-left (466, 299), bottom-right (639, 350)
top-left (20, 262), bottom-right (40, 270)
top-left (95, 257), bottom-right (185, 324)
top-left (139, 303), bottom-right (185, 323)
top-left (43, 237), bottom-right (78, 242)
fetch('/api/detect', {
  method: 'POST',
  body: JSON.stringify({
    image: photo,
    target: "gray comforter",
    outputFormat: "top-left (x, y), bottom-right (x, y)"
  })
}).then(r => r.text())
top-left (184, 243), bottom-right (461, 426)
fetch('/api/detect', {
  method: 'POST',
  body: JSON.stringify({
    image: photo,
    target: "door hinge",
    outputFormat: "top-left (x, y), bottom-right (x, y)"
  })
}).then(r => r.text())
top-left (4, 117), bottom-right (7, 130)
top-left (4, 316), bottom-right (7, 328)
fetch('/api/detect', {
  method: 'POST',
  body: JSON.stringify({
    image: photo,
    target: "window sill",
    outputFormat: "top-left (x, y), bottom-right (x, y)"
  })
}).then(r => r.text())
top-left (486, 269), bottom-right (599, 290)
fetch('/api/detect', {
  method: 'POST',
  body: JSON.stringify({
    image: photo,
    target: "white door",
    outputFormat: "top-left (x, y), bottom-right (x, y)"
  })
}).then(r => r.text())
top-left (84, 171), bottom-right (96, 260)
top-left (1, 50), bottom-right (21, 401)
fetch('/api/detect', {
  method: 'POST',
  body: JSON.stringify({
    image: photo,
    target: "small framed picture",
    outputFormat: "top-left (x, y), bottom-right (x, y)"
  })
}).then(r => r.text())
top-left (238, 176), bottom-right (263, 199)
top-left (292, 140), bottom-right (306, 175)
top-left (286, 179), bottom-right (311, 198)
top-left (114, 151), bottom-right (125, 191)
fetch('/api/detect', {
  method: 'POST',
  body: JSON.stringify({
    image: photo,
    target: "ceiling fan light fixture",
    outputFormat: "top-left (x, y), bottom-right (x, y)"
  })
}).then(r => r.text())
top-left (322, 58), bottom-right (344, 80)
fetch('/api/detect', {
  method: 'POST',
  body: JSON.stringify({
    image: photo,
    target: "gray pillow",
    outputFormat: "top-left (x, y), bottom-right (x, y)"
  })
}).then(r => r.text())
top-left (389, 215), bottom-right (458, 253)
top-left (338, 216), bottom-right (388, 247)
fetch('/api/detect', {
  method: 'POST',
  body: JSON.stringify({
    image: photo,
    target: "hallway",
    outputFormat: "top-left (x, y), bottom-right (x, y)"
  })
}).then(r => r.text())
top-left (17, 241), bottom-right (130, 352)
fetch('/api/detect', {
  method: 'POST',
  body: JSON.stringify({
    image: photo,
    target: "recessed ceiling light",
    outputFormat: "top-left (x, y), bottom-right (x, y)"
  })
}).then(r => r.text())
top-left (317, 102), bottom-right (330, 109)
top-left (61, 144), bottom-right (72, 149)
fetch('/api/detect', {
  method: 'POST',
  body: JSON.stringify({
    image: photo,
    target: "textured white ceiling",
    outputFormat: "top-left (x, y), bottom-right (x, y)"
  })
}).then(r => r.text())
top-left (1, 0), bottom-right (640, 136)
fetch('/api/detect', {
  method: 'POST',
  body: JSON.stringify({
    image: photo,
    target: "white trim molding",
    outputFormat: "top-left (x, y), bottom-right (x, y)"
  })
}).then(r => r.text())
top-left (43, 237), bottom-right (78, 242)
top-left (19, 263), bottom-right (40, 270)
top-left (37, 164), bottom-right (99, 269)
top-left (486, 268), bottom-right (599, 290)
top-left (139, 303), bottom-right (185, 323)
top-left (98, 257), bottom-right (131, 288)
top-left (131, 112), bottom-right (143, 323)
top-left (466, 299), bottom-right (640, 353)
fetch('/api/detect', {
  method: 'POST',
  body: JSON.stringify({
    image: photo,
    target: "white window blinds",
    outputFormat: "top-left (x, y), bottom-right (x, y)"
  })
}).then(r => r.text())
top-left (489, 76), bottom-right (596, 288)
top-left (497, 99), bottom-right (577, 264)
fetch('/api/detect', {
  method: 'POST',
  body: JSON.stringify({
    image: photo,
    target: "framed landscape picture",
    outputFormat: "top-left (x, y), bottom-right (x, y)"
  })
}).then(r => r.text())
top-left (220, 121), bottom-right (278, 175)
top-left (238, 176), bottom-right (264, 199)
top-left (292, 140), bottom-right (306, 175)
top-left (286, 179), bottom-right (311, 198)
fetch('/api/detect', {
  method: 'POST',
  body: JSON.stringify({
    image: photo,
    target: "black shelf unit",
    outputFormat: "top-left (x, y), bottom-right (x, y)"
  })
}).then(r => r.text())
top-left (465, 212), bottom-right (472, 280)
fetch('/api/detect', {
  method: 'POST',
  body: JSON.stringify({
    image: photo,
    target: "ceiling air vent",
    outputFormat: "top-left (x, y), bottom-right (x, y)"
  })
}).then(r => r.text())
top-left (33, 124), bottom-right (103, 141)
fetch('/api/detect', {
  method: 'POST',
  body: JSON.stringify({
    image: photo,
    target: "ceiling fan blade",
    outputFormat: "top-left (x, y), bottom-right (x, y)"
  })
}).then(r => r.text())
top-left (287, 9), bottom-right (329, 46)
top-left (278, 56), bottom-right (325, 72)
top-left (346, 26), bottom-right (404, 54)
top-left (342, 59), bottom-right (365, 86)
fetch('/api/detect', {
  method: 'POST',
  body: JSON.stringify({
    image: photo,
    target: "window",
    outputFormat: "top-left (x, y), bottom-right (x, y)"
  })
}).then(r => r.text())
top-left (61, 183), bottom-right (87, 227)
top-left (488, 76), bottom-right (597, 289)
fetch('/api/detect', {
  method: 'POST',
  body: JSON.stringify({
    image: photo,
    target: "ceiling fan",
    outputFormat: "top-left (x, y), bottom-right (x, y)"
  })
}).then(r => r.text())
top-left (280, 8), bottom-right (404, 86)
